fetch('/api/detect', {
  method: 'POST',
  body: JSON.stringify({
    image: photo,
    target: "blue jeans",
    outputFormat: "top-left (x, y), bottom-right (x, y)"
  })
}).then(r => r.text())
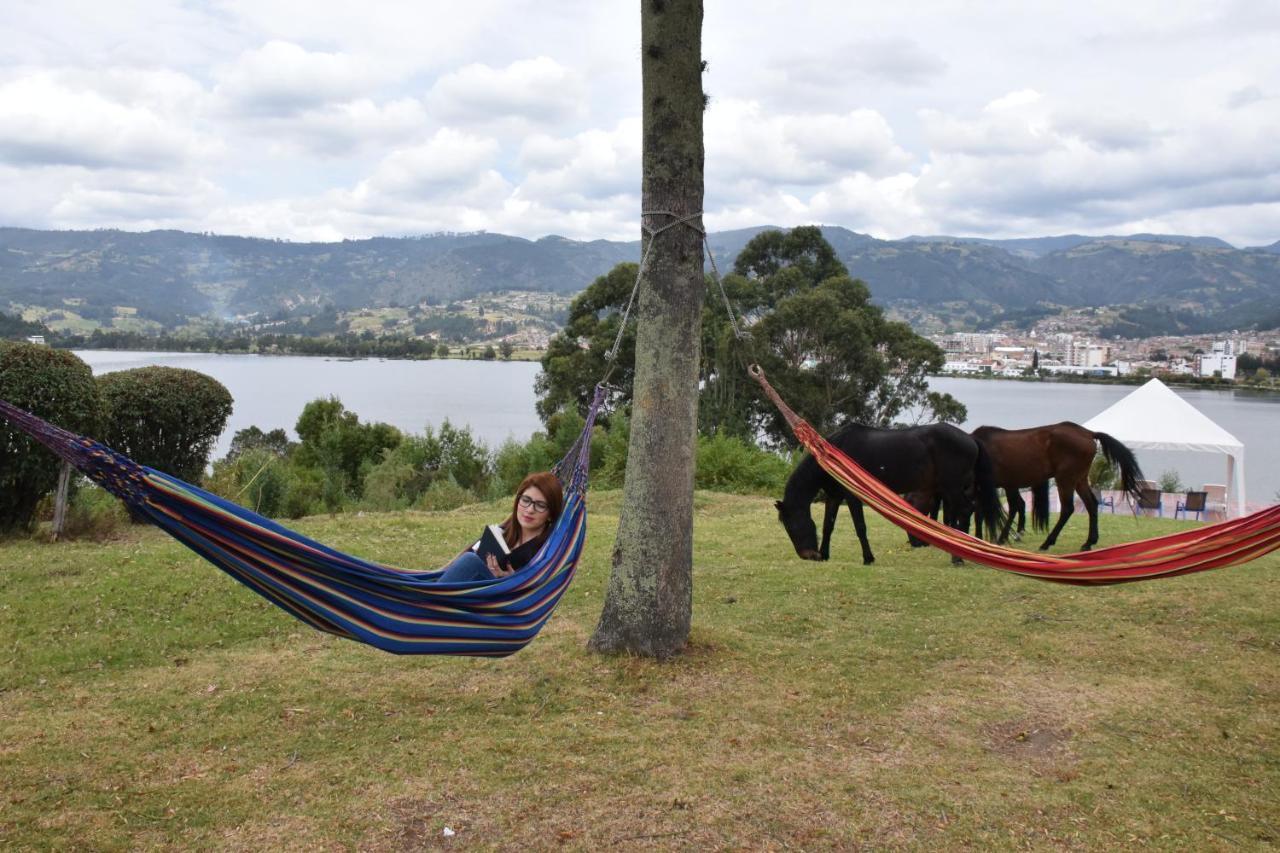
top-left (438, 551), bottom-right (497, 583)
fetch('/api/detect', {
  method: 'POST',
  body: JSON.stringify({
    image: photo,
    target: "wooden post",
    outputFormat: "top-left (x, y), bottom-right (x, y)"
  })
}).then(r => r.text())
top-left (51, 461), bottom-right (72, 541)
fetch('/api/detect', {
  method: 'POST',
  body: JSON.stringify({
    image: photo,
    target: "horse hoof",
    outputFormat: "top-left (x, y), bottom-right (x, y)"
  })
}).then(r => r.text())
top-left (1039, 543), bottom-right (1052, 551)
top-left (951, 558), bottom-right (964, 566)
top-left (863, 558), bottom-right (875, 566)
top-left (1081, 544), bottom-right (1093, 552)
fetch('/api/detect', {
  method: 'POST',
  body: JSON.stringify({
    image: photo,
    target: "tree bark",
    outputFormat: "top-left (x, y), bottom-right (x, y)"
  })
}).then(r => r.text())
top-left (589, 0), bottom-right (704, 659)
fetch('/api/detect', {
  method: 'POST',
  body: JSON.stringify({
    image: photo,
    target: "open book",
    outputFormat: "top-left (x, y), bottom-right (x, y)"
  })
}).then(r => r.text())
top-left (472, 523), bottom-right (511, 566)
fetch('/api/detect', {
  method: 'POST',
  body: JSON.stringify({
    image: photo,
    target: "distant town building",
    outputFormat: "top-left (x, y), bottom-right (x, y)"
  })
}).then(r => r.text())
top-left (1067, 341), bottom-right (1110, 368)
top-left (941, 360), bottom-right (983, 375)
top-left (1042, 364), bottom-right (1120, 377)
top-left (1198, 341), bottom-right (1237, 379)
top-left (25, 335), bottom-right (46, 346)
top-left (939, 332), bottom-right (994, 356)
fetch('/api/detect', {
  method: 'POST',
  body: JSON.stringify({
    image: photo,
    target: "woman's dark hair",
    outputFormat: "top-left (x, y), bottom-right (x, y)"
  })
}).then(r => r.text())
top-left (501, 471), bottom-right (564, 550)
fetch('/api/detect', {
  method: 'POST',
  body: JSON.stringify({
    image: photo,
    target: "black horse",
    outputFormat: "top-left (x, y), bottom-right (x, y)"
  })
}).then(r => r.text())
top-left (775, 422), bottom-right (1003, 565)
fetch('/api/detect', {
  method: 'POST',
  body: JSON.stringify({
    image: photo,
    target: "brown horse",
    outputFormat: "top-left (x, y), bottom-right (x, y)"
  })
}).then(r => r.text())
top-left (971, 422), bottom-right (1143, 551)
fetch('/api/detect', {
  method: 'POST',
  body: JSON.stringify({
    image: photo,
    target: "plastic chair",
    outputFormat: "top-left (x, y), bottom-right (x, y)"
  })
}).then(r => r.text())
top-left (1175, 491), bottom-right (1207, 521)
top-left (1133, 487), bottom-right (1162, 517)
top-left (1091, 486), bottom-right (1115, 513)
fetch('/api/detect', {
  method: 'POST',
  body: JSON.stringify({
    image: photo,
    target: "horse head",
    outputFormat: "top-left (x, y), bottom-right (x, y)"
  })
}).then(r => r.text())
top-left (774, 499), bottom-right (824, 561)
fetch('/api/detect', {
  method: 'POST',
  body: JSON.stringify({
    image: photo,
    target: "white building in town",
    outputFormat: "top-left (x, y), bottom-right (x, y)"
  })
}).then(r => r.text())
top-left (1198, 341), bottom-right (1237, 379)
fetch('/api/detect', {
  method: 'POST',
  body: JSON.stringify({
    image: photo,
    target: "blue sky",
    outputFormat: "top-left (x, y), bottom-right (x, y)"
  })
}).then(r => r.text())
top-left (1, 0), bottom-right (1277, 245)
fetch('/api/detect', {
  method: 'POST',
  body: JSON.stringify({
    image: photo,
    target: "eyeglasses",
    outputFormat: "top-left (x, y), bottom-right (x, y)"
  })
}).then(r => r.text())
top-left (518, 494), bottom-right (549, 513)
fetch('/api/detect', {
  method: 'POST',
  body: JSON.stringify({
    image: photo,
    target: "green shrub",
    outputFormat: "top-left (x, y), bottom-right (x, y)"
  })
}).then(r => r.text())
top-left (97, 366), bottom-right (232, 485)
top-left (54, 484), bottom-right (130, 541)
top-left (433, 419), bottom-right (489, 492)
top-left (695, 432), bottom-right (794, 495)
top-left (226, 426), bottom-right (294, 460)
top-left (414, 478), bottom-right (475, 512)
top-left (207, 448), bottom-right (289, 517)
top-left (0, 343), bottom-right (102, 533)
top-left (492, 434), bottom-right (558, 496)
top-left (1157, 469), bottom-right (1184, 493)
top-left (280, 465), bottom-right (326, 519)
top-left (593, 411), bottom-right (631, 488)
top-left (1090, 452), bottom-right (1120, 491)
top-left (293, 397), bottom-right (401, 499)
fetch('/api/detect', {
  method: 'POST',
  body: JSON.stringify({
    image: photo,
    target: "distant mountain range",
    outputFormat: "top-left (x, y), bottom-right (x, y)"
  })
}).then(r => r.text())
top-left (3, 225), bottom-right (1279, 334)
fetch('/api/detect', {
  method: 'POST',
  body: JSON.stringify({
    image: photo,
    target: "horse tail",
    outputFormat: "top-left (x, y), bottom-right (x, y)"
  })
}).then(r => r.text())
top-left (1030, 481), bottom-right (1051, 531)
top-left (973, 442), bottom-right (1004, 541)
top-left (1094, 431), bottom-right (1144, 503)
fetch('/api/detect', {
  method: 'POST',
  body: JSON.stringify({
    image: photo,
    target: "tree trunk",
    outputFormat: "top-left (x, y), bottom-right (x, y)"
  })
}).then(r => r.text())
top-left (51, 461), bottom-right (72, 541)
top-left (589, 0), bottom-right (705, 659)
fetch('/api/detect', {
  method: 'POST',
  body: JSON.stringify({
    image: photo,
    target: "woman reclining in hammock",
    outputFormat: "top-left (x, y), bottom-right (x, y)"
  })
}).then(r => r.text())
top-left (438, 472), bottom-right (564, 582)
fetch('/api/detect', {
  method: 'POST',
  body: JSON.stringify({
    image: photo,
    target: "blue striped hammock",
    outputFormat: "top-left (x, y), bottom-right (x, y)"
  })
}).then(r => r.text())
top-left (0, 388), bottom-right (605, 657)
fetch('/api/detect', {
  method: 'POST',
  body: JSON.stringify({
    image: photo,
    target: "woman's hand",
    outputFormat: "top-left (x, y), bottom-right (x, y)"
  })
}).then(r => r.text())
top-left (486, 554), bottom-right (514, 577)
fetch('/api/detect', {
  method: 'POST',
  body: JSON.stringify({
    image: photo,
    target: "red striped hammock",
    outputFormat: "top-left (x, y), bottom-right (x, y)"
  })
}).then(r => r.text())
top-left (750, 367), bottom-right (1280, 584)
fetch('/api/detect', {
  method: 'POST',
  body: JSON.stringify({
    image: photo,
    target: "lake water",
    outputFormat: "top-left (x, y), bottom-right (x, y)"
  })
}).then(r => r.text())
top-left (75, 351), bottom-right (1278, 506)
top-left (77, 350), bottom-right (544, 457)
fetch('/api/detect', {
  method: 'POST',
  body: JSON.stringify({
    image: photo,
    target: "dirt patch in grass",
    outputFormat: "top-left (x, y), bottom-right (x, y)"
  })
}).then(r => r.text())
top-left (982, 718), bottom-right (1074, 760)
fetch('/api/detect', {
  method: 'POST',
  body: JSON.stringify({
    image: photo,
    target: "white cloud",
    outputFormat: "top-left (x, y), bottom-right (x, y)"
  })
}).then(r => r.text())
top-left (913, 88), bottom-right (1280, 237)
top-left (1, 0), bottom-right (1278, 247)
top-left (49, 172), bottom-right (222, 227)
top-left (235, 97), bottom-right (430, 158)
top-left (708, 99), bottom-right (913, 193)
top-left (0, 73), bottom-right (209, 170)
top-left (215, 40), bottom-right (382, 117)
top-left (353, 128), bottom-right (504, 202)
top-left (518, 118), bottom-right (641, 203)
top-left (427, 57), bottom-right (586, 126)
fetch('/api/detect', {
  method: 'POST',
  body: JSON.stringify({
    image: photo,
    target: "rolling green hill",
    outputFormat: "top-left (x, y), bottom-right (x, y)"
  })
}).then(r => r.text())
top-left (3, 225), bottom-right (1278, 336)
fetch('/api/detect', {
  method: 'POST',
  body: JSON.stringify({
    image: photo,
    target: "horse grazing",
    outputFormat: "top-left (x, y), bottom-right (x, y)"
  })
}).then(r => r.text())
top-left (971, 422), bottom-right (1143, 552)
top-left (775, 422), bottom-right (1002, 566)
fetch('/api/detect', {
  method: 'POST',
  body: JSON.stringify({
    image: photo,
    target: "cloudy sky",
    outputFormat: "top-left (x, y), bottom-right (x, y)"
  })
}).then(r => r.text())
top-left (2, 1), bottom-right (1278, 246)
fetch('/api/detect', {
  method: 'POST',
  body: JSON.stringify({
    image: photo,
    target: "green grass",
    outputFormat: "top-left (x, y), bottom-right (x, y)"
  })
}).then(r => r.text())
top-left (1, 494), bottom-right (1277, 849)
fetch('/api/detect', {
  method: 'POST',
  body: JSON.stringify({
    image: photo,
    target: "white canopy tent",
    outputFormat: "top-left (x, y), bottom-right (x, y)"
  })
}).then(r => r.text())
top-left (1083, 378), bottom-right (1246, 517)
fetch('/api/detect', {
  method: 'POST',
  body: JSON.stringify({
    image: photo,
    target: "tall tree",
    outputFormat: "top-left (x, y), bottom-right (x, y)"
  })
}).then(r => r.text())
top-left (589, 0), bottom-right (704, 658)
top-left (538, 226), bottom-right (967, 445)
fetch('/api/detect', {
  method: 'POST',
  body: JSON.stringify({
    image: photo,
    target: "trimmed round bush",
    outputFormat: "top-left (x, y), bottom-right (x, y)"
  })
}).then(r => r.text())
top-left (97, 366), bottom-right (233, 485)
top-left (0, 343), bottom-right (101, 532)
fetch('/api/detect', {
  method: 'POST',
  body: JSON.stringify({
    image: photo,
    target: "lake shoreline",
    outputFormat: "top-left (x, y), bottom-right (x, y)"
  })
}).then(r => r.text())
top-left (57, 344), bottom-right (1279, 394)
top-left (70, 350), bottom-right (1280, 503)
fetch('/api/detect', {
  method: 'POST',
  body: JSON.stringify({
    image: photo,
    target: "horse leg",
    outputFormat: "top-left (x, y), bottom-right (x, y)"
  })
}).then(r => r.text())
top-left (1076, 480), bottom-right (1100, 551)
top-left (998, 489), bottom-right (1021, 544)
top-left (846, 496), bottom-right (874, 565)
top-left (1039, 481), bottom-right (1076, 550)
top-left (819, 494), bottom-right (840, 561)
